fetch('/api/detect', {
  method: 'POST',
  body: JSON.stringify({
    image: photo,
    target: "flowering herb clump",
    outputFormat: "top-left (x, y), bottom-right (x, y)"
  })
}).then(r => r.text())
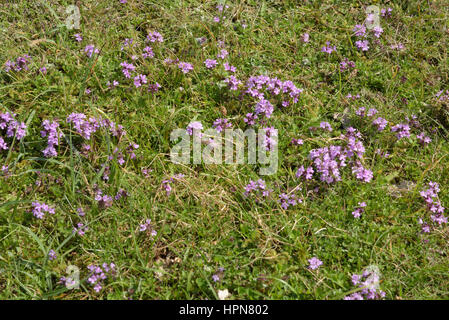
top-left (278, 193), bottom-right (301, 210)
top-left (31, 201), bottom-right (55, 219)
top-left (87, 263), bottom-right (116, 293)
top-left (351, 202), bottom-right (366, 218)
top-left (299, 127), bottom-right (372, 184)
top-left (139, 219), bottom-right (157, 236)
top-left (4, 54), bottom-right (31, 73)
top-left (344, 269), bottom-right (386, 300)
top-left (0, 112), bottom-right (27, 151)
top-left (419, 182), bottom-right (447, 232)
top-left (41, 120), bottom-right (62, 157)
top-left (244, 179), bottom-right (271, 201)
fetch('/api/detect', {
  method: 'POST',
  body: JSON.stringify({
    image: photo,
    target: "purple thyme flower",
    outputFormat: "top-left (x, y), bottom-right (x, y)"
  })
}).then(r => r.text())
top-left (142, 46), bottom-right (154, 59)
top-left (217, 49), bottom-right (228, 60)
top-left (212, 118), bottom-right (232, 132)
top-left (319, 121), bottom-right (333, 132)
top-left (133, 74), bottom-right (147, 88)
top-left (186, 121), bottom-right (203, 136)
top-left (48, 250), bottom-right (57, 261)
top-left (84, 44), bottom-right (99, 58)
top-left (146, 31), bottom-right (164, 43)
top-left (308, 257), bottom-right (323, 270)
top-left (355, 40), bottom-right (370, 51)
top-left (391, 123), bottom-right (411, 140)
top-left (178, 62), bottom-right (194, 74)
top-left (120, 61), bottom-right (136, 78)
top-left (223, 62), bottom-right (236, 73)
top-left (41, 119), bottom-right (62, 158)
top-left (31, 201), bottom-right (55, 219)
top-left (321, 41), bottom-right (336, 54)
top-left (302, 33), bottom-right (310, 43)
top-left (74, 33), bottom-right (82, 42)
top-left (352, 202), bottom-right (367, 218)
top-left (139, 219), bottom-right (157, 236)
top-left (372, 117), bottom-right (388, 131)
top-left (204, 59), bottom-right (218, 69)
top-left (417, 132), bottom-right (431, 146)
top-left (353, 24), bottom-right (367, 37)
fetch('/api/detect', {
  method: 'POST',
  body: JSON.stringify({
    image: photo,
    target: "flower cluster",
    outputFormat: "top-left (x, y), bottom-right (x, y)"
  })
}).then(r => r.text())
top-left (0, 112), bottom-right (27, 150)
top-left (391, 123), bottom-right (411, 140)
top-left (319, 121), bottom-right (333, 132)
top-left (224, 75), bottom-right (242, 90)
top-left (142, 46), bottom-right (154, 59)
top-left (340, 57), bottom-right (355, 72)
top-left (139, 219), bottom-right (157, 236)
top-left (48, 250), bottom-right (57, 261)
top-left (31, 201), bottom-right (55, 219)
top-left (226, 75), bottom-right (302, 125)
top-left (417, 132), bottom-right (431, 145)
top-left (344, 269), bottom-right (386, 300)
top-left (73, 222), bottom-right (88, 236)
top-left (278, 193), bottom-right (301, 210)
top-left (321, 41), bottom-right (336, 54)
top-left (146, 31), bottom-right (164, 43)
top-left (302, 127), bottom-right (372, 184)
top-left (261, 127), bottom-right (278, 151)
top-left (41, 120), bottom-right (62, 157)
top-left (355, 107), bottom-right (377, 118)
top-left (308, 257), bottom-right (323, 270)
top-left (95, 190), bottom-right (114, 209)
top-left (133, 74), bottom-right (147, 88)
top-left (352, 17), bottom-right (384, 52)
top-left (74, 33), bottom-right (82, 42)
top-left (212, 118), bottom-right (232, 133)
top-left (120, 38), bottom-right (135, 51)
top-left (204, 59), bottom-right (218, 69)
top-left (419, 182), bottom-right (447, 232)
top-left (4, 54), bottom-right (31, 72)
top-left (351, 202), bottom-right (366, 218)
top-left (66, 113), bottom-right (126, 140)
top-left (120, 61), bottom-right (136, 78)
top-left (178, 62), bottom-right (194, 74)
top-left (87, 263), bottom-right (116, 293)
top-left (84, 44), bottom-right (99, 58)
top-left (186, 121), bottom-right (203, 136)
top-left (161, 174), bottom-right (185, 196)
top-left (243, 179), bottom-right (271, 200)
top-left (372, 117), bottom-right (388, 131)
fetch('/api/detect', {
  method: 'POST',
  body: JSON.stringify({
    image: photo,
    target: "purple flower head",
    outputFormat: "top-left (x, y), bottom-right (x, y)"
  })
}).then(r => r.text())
top-left (178, 62), bottom-right (194, 74)
top-left (302, 33), bottom-right (310, 43)
top-left (204, 59), bottom-right (218, 69)
top-left (212, 118), bottom-right (233, 132)
top-left (353, 24), bottom-right (367, 37)
top-left (133, 74), bottom-right (147, 88)
top-left (308, 257), bottom-right (323, 270)
top-left (186, 121), bottom-right (203, 136)
top-left (217, 49), bottom-right (228, 60)
top-left (48, 250), bottom-right (57, 261)
top-left (321, 41), bottom-right (336, 54)
top-left (355, 40), bottom-right (370, 51)
top-left (146, 31), bottom-right (164, 43)
top-left (74, 33), bottom-right (82, 42)
top-left (84, 44), bottom-right (99, 58)
top-left (372, 117), bottom-right (388, 131)
top-left (223, 62), bottom-right (236, 73)
top-left (142, 46), bottom-right (154, 59)
top-left (31, 201), bottom-right (55, 219)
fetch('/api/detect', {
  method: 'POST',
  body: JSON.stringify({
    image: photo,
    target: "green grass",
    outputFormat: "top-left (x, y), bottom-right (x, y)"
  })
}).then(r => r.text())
top-left (1, 0), bottom-right (449, 300)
